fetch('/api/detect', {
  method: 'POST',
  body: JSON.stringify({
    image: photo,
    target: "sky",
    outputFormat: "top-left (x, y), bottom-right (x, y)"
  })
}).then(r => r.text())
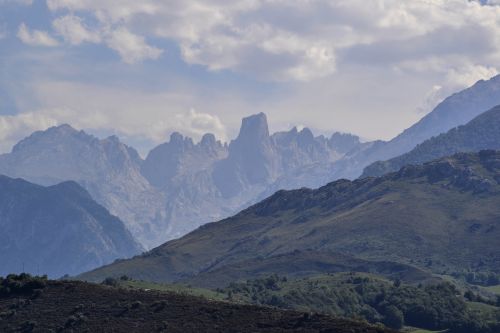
top-left (0, 0), bottom-right (499, 154)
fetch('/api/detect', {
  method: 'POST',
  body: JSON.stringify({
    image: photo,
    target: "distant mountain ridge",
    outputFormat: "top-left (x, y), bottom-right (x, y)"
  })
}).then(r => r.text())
top-left (362, 105), bottom-right (500, 177)
top-left (0, 125), bottom-right (166, 247)
top-left (1, 75), bottom-right (499, 247)
top-left (0, 176), bottom-right (142, 278)
top-left (328, 74), bottom-right (500, 179)
top-left (79, 150), bottom-right (500, 286)
top-left (0, 114), bottom-right (365, 246)
top-left (390, 75), bottom-right (500, 156)
top-left (144, 113), bottom-right (361, 239)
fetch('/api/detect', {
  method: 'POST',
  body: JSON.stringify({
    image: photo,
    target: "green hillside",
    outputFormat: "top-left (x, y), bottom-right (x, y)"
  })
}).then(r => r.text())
top-left (108, 273), bottom-right (500, 333)
top-left (80, 151), bottom-right (500, 289)
top-left (222, 273), bottom-right (500, 332)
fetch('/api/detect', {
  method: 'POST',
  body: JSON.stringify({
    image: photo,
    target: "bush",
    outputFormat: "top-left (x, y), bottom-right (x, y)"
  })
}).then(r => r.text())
top-left (0, 274), bottom-right (47, 296)
top-left (102, 277), bottom-right (118, 287)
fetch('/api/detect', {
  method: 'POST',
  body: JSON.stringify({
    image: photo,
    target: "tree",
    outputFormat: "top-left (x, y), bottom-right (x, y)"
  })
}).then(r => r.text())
top-left (383, 305), bottom-right (404, 329)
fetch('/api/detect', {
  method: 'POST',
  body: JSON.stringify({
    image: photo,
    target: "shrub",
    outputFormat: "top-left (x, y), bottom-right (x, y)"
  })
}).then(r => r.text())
top-left (102, 277), bottom-right (118, 287)
top-left (0, 274), bottom-right (47, 296)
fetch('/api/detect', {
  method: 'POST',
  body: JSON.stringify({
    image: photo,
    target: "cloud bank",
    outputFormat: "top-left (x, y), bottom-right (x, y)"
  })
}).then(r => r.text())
top-left (38, 0), bottom-right (500, 82)
top-left (0, 0), bottom-right (499, 153)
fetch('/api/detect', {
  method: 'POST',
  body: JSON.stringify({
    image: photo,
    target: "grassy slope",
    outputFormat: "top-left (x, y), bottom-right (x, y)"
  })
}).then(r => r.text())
top-left (80, 152), bottom-right (500, 289)
top-left (485, 285), bottom-right (500, 294)
top-left (182, 250), bottom-right (434, 289)
top-left (119, 279), bottom-right (225, 301)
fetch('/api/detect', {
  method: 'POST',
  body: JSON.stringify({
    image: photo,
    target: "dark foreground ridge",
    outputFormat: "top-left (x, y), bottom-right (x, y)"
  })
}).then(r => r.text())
top-left (0, 275), bottom-right (393, 333)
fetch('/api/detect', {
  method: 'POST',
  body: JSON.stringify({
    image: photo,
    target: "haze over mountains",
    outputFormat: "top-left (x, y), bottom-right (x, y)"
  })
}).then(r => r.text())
top-left (327, 74), bottom-right (500, 180)
top-left (144, 113), bottom-right (366, 240)
top-left (0, 114), bottom-right (365, 248)
top-left (0, 75), bottom-right (499, 251)
top-left (0, 125), bottom-right (166, 247)
top-left (363, 105), bottom-right (500, 177)
top-left (0, 176), bottom-right (141, 278)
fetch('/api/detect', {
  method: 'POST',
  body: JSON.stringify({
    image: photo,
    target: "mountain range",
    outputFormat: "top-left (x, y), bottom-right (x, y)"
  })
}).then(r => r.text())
top-left (79, 150), bottom-right (500, 287)
top-left (0, 114), bottom-right (365, 247)
top-left (1, 75), bottom-right (500, 333)
top-left (0, 75), bottom-right (499, 250)
top-left (0, 125), bottom-right (166, 247)
top-left (0, 176), bottom-right (141, 278)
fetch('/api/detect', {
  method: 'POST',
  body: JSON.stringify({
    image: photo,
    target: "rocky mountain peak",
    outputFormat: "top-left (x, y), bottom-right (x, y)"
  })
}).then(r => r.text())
top-left (11, 124), bottom-right (91, 153)
top-left (199, 133), bottom-right (225, 152)
top-left (173, 132), bottom-right (197, 148)
top-left (201, 133), bottom-right (216, 146)
top-left (50, 123), bottom-right (76, 133)
top-left (169, 132), bottom-right (184, 144)
top-left (104, 135), bottom-right (121, 143)
top-left (297, 127), bottom-right (315, 145)
top-left (329, 132), bottom-right (361, 154)
top-left (235, 113), bottom-right (270, 145)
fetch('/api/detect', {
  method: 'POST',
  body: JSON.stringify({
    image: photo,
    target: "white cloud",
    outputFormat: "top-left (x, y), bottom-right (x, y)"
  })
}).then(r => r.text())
top-left (174, 109), bottom-right (226, 141)
top-left (42, 0), bottom-right (500, 82)
top-left (416, 85), bottom-right (445, 115)
top-left (0, 80), bottom-right (229, 153)
top-left (17, 23), bottom-right (59, 46)
top-left (0, 112), bottom-right (58, 153)
top-left (3, 0), bottom-right (500, 149)
top-left (27, 80), bottom-right (227, 140)
top-left (445, 64), bottom-right (499, 88)
top-left (50, 13), bottom-right (162, 64)
top-left (106, 27), bottom-right (163, 64)
top-left (52, 15), bottom-right (100, 44)
top-left (46, 0), bottom-right (158, 23)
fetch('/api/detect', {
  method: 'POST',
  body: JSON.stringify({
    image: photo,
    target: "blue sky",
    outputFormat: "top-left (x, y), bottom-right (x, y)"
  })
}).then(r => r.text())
top-left (0, 0), bottom-right (499, 154)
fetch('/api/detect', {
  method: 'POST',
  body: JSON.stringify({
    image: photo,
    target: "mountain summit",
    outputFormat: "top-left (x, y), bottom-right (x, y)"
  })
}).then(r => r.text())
top-left (0, 125), bottom-right (165, 248)
top-left (213, 113), bottom-right (278, 197)
top-left (237, 112), bottom-right (270, 142)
